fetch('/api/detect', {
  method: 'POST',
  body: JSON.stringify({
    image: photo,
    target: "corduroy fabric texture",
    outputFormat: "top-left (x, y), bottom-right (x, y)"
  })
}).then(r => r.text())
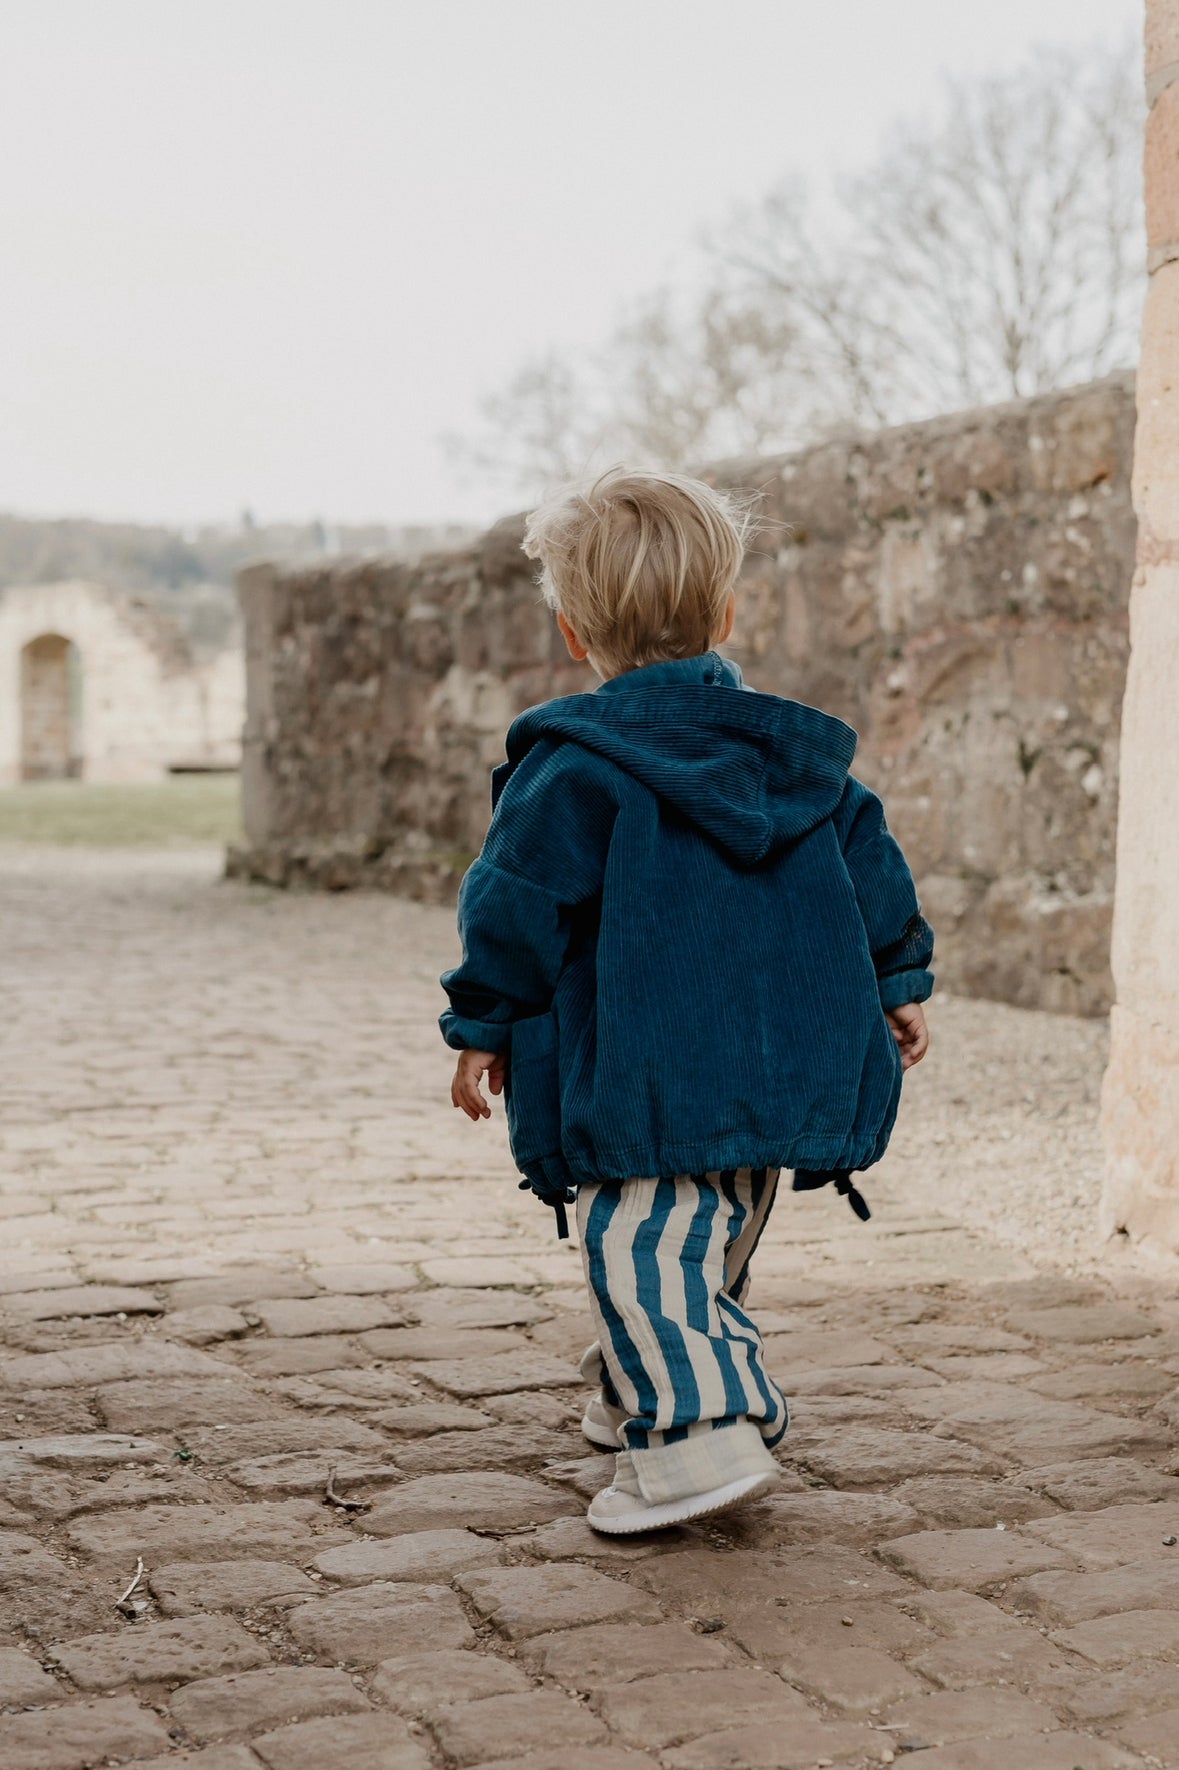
top-left (439, 651), bottom-right (934, 1194)
top-left (578, 1167), bottom-right (785, 1504)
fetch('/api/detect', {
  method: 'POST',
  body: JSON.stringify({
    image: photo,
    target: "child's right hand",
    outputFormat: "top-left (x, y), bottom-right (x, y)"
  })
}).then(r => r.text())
top-left (451, 1048), bottom-right (506, 1121)
top-left (886, 1002), bottom-right (930, 1070)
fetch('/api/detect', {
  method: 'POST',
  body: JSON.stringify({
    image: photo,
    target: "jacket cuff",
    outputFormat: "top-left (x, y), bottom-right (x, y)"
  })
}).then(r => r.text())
top-left (879, 969), bottom-right (934, 1011)
top-left (518, 1152), bottom-right (578, 1204)
top-left (439, 1012), bottom-right (512, 1054)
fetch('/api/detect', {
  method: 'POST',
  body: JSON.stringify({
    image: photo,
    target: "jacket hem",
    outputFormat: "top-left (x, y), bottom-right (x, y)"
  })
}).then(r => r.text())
top-left (557, 1128), bottom-right (895, 1185)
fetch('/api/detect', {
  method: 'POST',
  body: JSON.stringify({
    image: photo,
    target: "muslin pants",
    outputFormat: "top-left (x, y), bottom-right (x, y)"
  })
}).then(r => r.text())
top-left (576, 1167), bottom-right (788, 1504)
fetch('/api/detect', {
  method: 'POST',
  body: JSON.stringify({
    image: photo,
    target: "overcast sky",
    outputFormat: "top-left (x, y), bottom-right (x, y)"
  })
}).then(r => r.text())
top-left (0, 0), bottom-right (1143, 529)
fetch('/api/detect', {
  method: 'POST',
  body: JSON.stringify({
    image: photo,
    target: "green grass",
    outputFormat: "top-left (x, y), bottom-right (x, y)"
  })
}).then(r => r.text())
top-left (0, 775), bottom-right (243, 846)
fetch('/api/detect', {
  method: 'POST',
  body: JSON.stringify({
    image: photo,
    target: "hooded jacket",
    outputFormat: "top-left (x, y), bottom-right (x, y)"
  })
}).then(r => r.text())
top-left (440, 651), bottom-right (933, 1209)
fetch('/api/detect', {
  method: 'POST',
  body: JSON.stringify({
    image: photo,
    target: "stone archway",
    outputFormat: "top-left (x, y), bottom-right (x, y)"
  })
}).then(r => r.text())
top-left (20, 634), bottom-right (82, 781)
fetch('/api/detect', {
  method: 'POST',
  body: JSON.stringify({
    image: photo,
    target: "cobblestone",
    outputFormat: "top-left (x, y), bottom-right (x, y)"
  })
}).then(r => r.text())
top-left (4, 849), bottom-right (1179, 1766)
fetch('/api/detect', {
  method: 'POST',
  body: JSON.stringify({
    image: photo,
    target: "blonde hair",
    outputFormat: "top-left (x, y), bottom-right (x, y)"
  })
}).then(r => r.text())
top-left (522, 466), bottom-right (749, 678)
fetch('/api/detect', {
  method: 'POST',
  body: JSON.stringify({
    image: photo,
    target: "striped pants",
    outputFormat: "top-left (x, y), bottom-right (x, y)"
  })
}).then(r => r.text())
top-left (577, 1167), bottom-right (788, 1504)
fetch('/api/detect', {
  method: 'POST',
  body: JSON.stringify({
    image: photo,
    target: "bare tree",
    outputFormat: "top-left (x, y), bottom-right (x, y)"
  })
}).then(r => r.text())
top-left (451, 40), bottom-right (1144, 503)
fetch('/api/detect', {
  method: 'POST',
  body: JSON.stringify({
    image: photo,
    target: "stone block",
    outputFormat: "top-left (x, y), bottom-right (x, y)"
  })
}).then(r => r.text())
top-left (1116, 1705), bottom-right (1179, 1765)
top-left (880, 1686), bottom-right (1058, 1751)
top-left (798, 1427), bottom-right (1003, 1487)
top-left (878, 1526), bottom-right (1077, 1590)
top-left (0, 1646), bottom-right (62, 1705)
top-left (365, 1472), bottom-right (574, 1534)
top-left (392, 1423), bottom-right (575, 1476)
top-left (370, 1648), bottom-right (532, 1713)
top-left (64, 1499), bottom-right (345, 1568)
top-left (2, 1339), bottom-right (226, 1389)
top-left (870, 1735), bottom-right (1140, 1769)
top-left (746, 1489), bottom-right (922, 1545)
top-left (2, 1285), bottom-right (162, 1320)
top-left (890, 1477), bottom-right (1056, 1530)
top-left (909, 1629), bottom-right (1078, 1690)
top-left (169, 1665), bottom-right (371, 1740)
top-left (593, 1667), bottom-right (810, 1749)
top-left (222, 1450), bottom-right (401, 1496)
top-left (1148, 78), bottom-right (1179, 251)
top-left (167, 1271), bottom-right (317, 1309)
top-left (633, 1544), bottom-right (906, 1615)
top-left (149, 1559), bottom-right (318, 1616)
top-left (471, 1756), bottom-right (654, 1770)
top-left (1009, 1556), bottom-right (1179, 1624)
top-left (726, 1599), bottom-right (932, 1663)
top-left (1053, 1605), bottom-right (1179, 1666)
top-left (360, 1328), bottom-right (527, 1361)
top-left (1023, 1500), bottom-right (1179, 1569)
top-left (370, 1403), bottom-right (494, 1437)
top-left (1003, 1305), bottom-right (1160, 1342)
top-left (308, 1262), bottom-right (418, 1294)
top-left (1052, 1659), bottom-right (1179, 1723)
top-left (48, 1615), bottom-right (269, 1690)
top-left (0, 1694), bottom-right (171, 1770)
top-left (286, 1581), bottom-right (475, 1662)
top-left (763, 1329), bottom-right (893, 1368)
top-left (456, 1563), bottom-right (659, 1639)
top-left (96, 1377), bottom-right (284, 1433)
top-left (522, 1620), bottom-right (732, 1690)
top-left (313, 1528), bottom-right (502, 1585)
top-left (163, 1305), bottom-right (250, 1345)
top-left (249, 1295), bottom-right (398, 1336)
top-left (426, 1690), bottom-right (608, 1766)
top-left (252, 1711), bottom-right (431, 1770)
top-left (660, 1716), bottom-right (895, 1767)
top-left (406, 1288), bottom-right (553, 1329)
top-left (407, 1351), bottom-right (579, 1396)
top-left (900, 1590), bottom-right (1028, 1639)
top-left (773, 1644), bottom-right (924, 1712)
top-left (231, 1335), bottom-right (367, 1376)
top-left (1020, 1457), bottom-right (1179, 1510)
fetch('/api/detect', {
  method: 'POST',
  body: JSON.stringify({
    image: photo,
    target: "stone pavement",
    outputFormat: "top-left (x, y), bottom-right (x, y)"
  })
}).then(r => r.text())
top-left (2, 847), bottom-right (1179, 1770)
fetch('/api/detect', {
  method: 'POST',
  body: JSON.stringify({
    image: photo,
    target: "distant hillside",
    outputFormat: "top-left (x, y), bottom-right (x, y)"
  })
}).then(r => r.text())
top-left (0, 514), bottom-right (479, 655)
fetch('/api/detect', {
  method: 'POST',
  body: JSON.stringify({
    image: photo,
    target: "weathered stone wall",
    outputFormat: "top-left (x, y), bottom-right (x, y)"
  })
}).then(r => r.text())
top-left (232, 374), bottom-right (1136, 1017)
top-left (0, 581), bottom-right (244, 784)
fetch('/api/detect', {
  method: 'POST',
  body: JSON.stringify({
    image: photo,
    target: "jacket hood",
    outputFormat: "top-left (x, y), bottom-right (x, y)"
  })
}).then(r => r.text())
top-left (495, 652), bottom-right (857, 866)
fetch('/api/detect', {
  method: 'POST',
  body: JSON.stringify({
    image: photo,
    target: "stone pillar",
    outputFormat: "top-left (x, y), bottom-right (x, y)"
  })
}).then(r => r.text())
top-left (1100, 0), bottom-right (1179, 1251)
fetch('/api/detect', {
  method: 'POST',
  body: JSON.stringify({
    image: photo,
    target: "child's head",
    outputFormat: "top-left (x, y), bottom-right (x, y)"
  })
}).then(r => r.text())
top-left (522, 467), bottom-right (748, 679)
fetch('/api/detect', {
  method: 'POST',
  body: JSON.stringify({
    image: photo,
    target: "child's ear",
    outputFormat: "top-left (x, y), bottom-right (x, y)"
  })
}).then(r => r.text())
top-left (557, 612), bottom-right (590, 662)
top-left (717, 591), bottom-right (736, 645)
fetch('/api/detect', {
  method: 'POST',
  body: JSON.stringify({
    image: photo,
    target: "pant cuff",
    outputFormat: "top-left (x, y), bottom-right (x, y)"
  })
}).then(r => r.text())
top-left (629, 1418), bottom-right (779, 1504)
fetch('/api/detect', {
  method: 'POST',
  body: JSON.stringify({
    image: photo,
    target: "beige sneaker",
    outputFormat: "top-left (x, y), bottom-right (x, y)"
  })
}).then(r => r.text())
top-left (587, 1468), bottom-right (779, 1535)
top-left (581, 1390), bottom-right (626, 1450)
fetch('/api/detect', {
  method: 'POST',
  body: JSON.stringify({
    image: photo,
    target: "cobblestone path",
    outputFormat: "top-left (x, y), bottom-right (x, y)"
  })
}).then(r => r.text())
top-left (2, 848), bottom-right (1178, 1770)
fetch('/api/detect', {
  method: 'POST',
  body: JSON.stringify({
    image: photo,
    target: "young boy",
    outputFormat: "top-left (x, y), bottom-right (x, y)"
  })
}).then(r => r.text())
top-left (440, 468), bottom-right (932, 1535)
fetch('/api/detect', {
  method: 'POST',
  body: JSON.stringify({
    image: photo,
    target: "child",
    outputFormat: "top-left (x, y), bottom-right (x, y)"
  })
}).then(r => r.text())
top-left (440, 468), bottom-right (932, 1535)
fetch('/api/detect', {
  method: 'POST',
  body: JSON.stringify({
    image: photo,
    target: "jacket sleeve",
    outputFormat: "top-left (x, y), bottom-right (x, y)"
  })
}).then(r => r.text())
top-left (439, 744), bottom-right (613, 1053)
top-left (836, 778), bottom-right (934, 1011)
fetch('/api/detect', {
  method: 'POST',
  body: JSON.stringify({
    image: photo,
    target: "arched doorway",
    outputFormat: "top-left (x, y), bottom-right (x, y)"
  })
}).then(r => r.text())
top-left (20, 634), bottom-right (82, 780)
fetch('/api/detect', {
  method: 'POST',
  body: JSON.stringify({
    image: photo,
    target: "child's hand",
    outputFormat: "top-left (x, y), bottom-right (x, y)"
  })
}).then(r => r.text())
top-left (451, 1048), bottom-right (506, 1121)
top-left (886, 1002), bottom-right (929, 1071)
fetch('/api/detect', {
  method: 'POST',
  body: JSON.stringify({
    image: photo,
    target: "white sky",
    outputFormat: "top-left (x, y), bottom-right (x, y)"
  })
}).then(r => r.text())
top-left (0, 0), bottom-right (1143, 529)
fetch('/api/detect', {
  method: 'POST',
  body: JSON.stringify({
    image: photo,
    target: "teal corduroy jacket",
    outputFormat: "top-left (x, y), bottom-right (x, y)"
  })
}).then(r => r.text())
top-left (440, 652), bottom-right (933, 1211)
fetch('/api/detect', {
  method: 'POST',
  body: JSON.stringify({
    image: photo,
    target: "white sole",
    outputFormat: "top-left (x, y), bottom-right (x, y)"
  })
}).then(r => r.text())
top-left (581, 1412), bottom-right (622, 1451)
top-left (587, 1469), bottom-right (779, 1535)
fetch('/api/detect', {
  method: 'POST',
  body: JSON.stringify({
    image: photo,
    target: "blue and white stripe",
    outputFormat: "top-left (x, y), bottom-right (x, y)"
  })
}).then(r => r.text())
top-left (577, 1168), bottom-right (788, 1504)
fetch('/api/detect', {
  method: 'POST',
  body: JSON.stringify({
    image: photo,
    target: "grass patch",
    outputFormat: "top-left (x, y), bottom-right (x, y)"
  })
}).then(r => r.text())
top-left (0, 776), bottom-right (242, 846)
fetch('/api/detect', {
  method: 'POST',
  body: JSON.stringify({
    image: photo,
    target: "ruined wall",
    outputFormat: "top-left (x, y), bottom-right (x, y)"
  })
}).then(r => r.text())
top-left (0, 581), bottom-right (244, 784)
top-left (232, 374), bottom-right (1136, 1016)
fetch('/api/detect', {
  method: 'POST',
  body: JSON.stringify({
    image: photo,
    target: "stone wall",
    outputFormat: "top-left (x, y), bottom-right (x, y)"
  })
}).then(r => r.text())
top-left (232, 374), bottom-right (1136, 1017)
top-left (0, 581), bottom-right (244, 784)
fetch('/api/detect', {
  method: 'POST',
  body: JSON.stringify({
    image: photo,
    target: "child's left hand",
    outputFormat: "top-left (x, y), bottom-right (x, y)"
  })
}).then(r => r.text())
top-left (886, 1002), bottom-right (930, 1070)
top-left (451, 1048), bottom-right (506, 1121)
